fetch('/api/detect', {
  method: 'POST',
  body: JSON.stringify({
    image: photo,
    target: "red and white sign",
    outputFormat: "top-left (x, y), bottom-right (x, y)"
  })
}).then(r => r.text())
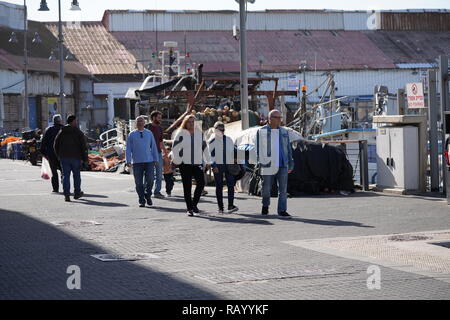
top-left (406, 82), bottom-right (425, 109)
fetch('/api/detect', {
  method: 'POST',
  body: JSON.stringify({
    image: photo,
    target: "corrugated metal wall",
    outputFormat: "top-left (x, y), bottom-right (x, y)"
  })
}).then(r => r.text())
top-left (106, 11), bottom-right (375, 32)
top-left (254, 69), bottom-right (423, 98)
top-left (0, 70), bottom-right (73, 95)
top-left (105, 10), bottom-right (450, 32)
top-left (0, 1), bottom-right (24, 30)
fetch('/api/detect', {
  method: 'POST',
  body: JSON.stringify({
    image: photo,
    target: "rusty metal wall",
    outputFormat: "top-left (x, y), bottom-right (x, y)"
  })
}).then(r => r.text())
top-left (380, 12), bottom-right (450, 31)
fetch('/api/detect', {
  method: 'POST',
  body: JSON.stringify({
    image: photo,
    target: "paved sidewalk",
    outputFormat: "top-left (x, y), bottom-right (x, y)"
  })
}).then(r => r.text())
top-left (1, 159), bottom-right (450, 299)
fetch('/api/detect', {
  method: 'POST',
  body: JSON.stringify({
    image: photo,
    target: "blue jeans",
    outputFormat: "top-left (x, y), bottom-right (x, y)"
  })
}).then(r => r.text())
top-left (213, 165), bottom-right (236, 210)
top-left (153, 152), bottom-right (163, 193)
top-left (133, 162), bottom-right (155, 204)
top-left (262, 167), bottom-right (288, 214)
top-left (60, 158), bottom-right (82, 196)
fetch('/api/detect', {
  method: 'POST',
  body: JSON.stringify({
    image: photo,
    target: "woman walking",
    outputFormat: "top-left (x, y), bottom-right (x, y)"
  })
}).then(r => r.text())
top-left (172, 115), bottom-right (206, 216)
top-left (207, 121), bottom-right (239, 214)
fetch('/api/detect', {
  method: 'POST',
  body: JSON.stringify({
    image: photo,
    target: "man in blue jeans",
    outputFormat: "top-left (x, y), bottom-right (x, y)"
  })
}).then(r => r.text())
top-left (54, 115), bottom-right (88, 202)
top-left (145, 111), bottom-right (167, 198)
top-left (256, 109), bottom-right (294, 219)
top-left (126, 116), bottom-right (160, 207)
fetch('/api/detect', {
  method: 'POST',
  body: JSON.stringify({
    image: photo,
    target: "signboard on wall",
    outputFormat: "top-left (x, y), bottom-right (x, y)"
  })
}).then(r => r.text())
top-left (406, 82), bottom-right (425, 109)
top-left (47, 97), bottom-right (59, 126)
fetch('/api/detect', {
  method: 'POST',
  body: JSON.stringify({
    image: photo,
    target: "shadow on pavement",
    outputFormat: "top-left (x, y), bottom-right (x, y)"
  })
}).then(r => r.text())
top-left (237, 213), bottom-right (374, 228)
top-left (163, 196), bottom-right (217, 204)
top-left (0, 209), bottom-right (220, 300)
top-left (75, 199), bottom-right (129, 207)
top-left (194, 214), bottom-right (273, 225)
top-left (149, 206), bottom-right (187, 213)
top-left (79, 194), bottom-right (109, 199)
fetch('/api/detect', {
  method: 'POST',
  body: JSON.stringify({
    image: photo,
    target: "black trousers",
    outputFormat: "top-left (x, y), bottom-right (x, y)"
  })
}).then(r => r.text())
top-left (47, 155), bottom-right (61, 192)
top-left (164, 173), bottom-right (175, 194)
top-left (179, 164), bottom-right (205, 211)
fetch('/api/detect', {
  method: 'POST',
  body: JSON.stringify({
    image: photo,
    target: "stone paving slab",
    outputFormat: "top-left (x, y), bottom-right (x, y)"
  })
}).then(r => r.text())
top-left (1, 159), bottom-right (450, 299)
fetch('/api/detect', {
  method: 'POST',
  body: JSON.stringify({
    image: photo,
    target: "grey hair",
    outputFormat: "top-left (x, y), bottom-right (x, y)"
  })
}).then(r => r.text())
top-left (214, 121), bottom-right (225, 129)
top-left (135, 116), bottom-right (146, 122)
top-left (53, 114), bottom-right (62, 124)
top-left (268, 109), bottom-right (281, 119)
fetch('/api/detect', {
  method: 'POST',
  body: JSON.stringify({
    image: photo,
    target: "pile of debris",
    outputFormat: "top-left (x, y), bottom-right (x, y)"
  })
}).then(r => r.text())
top-left (87, 145), bottom-right (125, 172)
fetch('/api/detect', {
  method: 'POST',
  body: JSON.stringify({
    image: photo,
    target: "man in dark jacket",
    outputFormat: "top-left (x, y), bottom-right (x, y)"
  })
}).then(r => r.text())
top-left (40, 114), bottom-right (63, 193)
top-left (54, 115), bottom-right (88, 202)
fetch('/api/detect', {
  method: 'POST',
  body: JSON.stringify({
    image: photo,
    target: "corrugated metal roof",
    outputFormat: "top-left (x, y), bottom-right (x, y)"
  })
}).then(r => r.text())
top-left (0, 50), bottom-right (90, 75)
top-left (45, 22), bottom-right (142, 75)
top-left (363, 30), bottom-right (450, 64)
top-left (112, 30), bottom-right (396, 73)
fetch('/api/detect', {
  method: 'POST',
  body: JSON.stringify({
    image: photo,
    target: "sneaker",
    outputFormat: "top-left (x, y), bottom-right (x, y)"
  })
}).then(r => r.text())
top-left (52, 190), bottom-right (59, 193)
top-left (261, 206), bottom-right (269, 215)
top-left (227, 205), bottom-right (239, 214)
top-left (154, 192), bottom-right (165, 199)
top-left (64, 195), bottom-right (71, 202)
top-left (74, 191), bottom-right (84, 199)
top-left (217, 209), bottom-right (224, 214)
top-left (187, 210), bottom-right (194, 216)
top-left (139, 203), bottom-right (146, 208)
top-left (278, 211), bottom-right (292, 219)
top-left (166, 192), bottom-right (171, 197)
top-left (146, 196), bottom-right (153, 206)
top-left (193, 206), bottom-right (200, 214)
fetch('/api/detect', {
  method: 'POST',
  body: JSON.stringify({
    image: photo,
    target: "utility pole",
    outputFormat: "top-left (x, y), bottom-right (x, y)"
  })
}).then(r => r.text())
top-left (439, 56), bottom-right (449, 195)
top-left (428, 70), bottom-right (439, 192)
top-left (23, 0), bottom-right (29, 128)
top-left (239, 0), bottom-right (249, 130)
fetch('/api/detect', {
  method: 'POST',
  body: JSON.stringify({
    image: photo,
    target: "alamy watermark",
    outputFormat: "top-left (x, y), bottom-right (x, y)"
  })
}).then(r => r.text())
top-left (66, 265), bottom-right (81, 290)
top-left (366, 265), bottom-right (381, 290)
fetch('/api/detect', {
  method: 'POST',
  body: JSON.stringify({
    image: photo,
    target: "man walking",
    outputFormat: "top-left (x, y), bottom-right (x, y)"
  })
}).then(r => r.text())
top-left (54, 115), bottom-right (88, 202)
top-left (257, 109), bottom-right (294, 218)
top-left (40, 114), bottom-right (63, 193)
top-left (127, 116), bottom-right (160, 207)
top-left (145, 111), bottom-right (166, 198)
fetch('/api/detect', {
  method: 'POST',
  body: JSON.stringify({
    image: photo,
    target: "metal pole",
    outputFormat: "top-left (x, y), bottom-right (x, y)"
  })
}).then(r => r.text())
top-left (58, 0), bottom-right (65, 120)
top-left (359, 140), bottom-right (369, 191)
top-left (428, 70), bottom-right (439, 192)
top-left (23, 0), bottom-right (29, 128)
top-left (439, 56), bottom-right (449, 194)
top-left (239, 0), bottom-right (249, 130)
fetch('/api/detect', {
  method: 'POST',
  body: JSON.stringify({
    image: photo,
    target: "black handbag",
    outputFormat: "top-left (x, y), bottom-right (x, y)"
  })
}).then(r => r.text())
top-left (227, 163), bottom-right (242, 176)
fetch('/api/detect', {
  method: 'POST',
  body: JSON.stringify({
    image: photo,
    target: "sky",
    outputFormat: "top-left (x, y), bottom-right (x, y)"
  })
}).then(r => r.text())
top-left (4, 0), bottom-right (450, 22)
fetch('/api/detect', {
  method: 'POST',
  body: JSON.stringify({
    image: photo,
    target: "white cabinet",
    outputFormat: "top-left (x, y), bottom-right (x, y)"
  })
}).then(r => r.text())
top-left (376, 126), bottom-right (419, 190)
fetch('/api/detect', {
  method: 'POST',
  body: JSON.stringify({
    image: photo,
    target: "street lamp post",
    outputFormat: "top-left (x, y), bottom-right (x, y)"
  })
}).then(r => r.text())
top-left (39, 0), bottom-right (80, 121)
top-left (23, 0), bottom-right (29, 129)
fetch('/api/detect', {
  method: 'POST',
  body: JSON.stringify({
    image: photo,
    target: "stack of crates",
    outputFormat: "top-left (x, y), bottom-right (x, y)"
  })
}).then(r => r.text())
top-left (0, 144), bottom-right (6, 158)
top-left (8, 143), bottom-right (24, 160)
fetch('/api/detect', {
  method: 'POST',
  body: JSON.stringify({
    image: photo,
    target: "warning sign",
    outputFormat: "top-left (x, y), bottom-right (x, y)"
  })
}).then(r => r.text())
top-left (406, 82), bottom-right (425, 109)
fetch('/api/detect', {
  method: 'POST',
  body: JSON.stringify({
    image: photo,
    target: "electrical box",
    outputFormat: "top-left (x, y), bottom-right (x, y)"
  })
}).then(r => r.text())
top-left (376, 126), bottom-right (419, 191)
